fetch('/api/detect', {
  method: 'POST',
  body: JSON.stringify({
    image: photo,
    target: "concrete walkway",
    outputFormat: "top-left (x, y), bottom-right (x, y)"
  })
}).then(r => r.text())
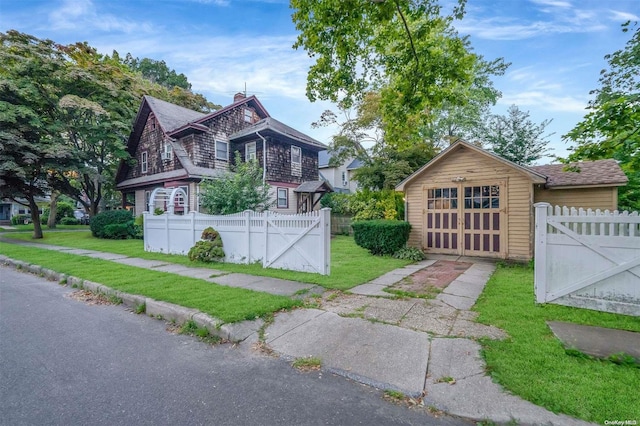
top-left (0, 238), bottom-right (593, 425)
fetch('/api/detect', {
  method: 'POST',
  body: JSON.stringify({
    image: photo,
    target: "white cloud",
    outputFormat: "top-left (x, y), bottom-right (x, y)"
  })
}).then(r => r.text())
top-left (48, 0), bottom-right (153, 34)
top-left (531, 0), bottom-right (572, 8)
top-left (498, 91), bottom-right (588, 113)
top-left (609, 10), bottom-right (640, 21)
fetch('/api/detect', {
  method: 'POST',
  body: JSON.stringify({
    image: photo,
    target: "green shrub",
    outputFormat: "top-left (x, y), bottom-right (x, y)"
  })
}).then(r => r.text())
top-left (42, 201), bottom-right (75, 224)
top-left (90, 210), bottom-right (135, 238)
top-left (352, 220), bottom-right (411, 256)
top-left (59, 217), bottom-right (80, 225)
top-left (188, 227), bottom-right (225, 262)
top-left (102, 222), bottom-right (132, 239)
top-left (393, 247), bottom-right (425, 261)
top-left (11, 214), bottom-right (31, 225)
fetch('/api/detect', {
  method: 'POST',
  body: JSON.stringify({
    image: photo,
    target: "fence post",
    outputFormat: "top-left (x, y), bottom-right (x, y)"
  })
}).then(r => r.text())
top-left (165, 212), bottom-right (170, 253)
top-left (143, 211), bottom-right (149, 251)
top-left (534, 202), bottom-right (550, 303)
top-left (263, 210), bottom-right (269, 268)
top-left (320, 208), bottom-right (331, 275)
top-left (190, 211), bottom-right (197, 248)
top-left (244, 210), bottom-right (252, 264)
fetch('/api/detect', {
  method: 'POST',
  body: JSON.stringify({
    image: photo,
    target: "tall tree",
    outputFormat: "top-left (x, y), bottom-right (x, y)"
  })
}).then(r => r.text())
top-left (124, 55), bottom-right (191, 90)
top-left (291, 0), bottom-right (491, 147)
top-left (0, 31), bottom-right (75, 238)
top-left (483, 105), bottom-right (552, 166)
top-left (564, 22), bottom-right (639, 211)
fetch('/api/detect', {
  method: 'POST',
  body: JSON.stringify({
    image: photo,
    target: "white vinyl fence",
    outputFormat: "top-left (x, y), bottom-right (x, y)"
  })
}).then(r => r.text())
top-left (534, 203), bottom-right (640, 316)
top-left (144, 209), bottom-right (331, 275)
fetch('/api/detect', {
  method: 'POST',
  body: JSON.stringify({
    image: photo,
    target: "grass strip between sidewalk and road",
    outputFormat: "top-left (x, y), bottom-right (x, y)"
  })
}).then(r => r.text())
top-left (474, 264), bottom-right (640, 424)
top-left (1, 231), bottom-right (411, 290)
top-left (0, 242), bottom-right (300, 323)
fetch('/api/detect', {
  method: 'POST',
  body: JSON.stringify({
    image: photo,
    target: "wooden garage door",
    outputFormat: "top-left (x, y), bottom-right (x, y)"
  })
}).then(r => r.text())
top-left (461, 183), bottom-right (503, 257)
top-left (423, 186), bottom-right (460, 255)
top-left (423, 182), bottom-right (505, 258)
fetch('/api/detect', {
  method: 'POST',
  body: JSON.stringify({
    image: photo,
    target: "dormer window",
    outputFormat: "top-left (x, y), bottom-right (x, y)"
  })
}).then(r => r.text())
top-left (244, 108), bottom-right (253, 123)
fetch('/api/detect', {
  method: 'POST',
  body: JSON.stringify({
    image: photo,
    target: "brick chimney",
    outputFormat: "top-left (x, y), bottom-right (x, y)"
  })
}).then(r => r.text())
top-left (234, 92), bottom-right (246, 103)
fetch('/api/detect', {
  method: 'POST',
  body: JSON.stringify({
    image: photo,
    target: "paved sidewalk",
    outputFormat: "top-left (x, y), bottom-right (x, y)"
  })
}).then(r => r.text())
top-left (1, 238), bottom-right (593, 425)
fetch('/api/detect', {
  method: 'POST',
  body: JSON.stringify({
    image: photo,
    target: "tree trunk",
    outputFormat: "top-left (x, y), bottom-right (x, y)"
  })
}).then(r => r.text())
top-left (47, 191), bottom-right (59, 229)
top-left (29, 197), bottom-right (43, 239)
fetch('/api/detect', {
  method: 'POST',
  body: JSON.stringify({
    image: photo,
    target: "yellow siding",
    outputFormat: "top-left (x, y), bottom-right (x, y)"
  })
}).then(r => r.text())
top-left (402, 146), bottom-right (535, 260)
top-left (534, 187), bottom-right (618, 210)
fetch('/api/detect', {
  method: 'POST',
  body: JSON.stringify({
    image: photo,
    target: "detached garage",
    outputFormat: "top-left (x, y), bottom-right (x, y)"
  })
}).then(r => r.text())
top-left (396, 140), bottom-right (628, 261)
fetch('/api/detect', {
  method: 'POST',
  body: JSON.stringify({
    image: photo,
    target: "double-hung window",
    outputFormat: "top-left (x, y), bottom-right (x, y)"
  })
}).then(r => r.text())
top-left (246, 142), bottom-right (256, 161)
top-left (141, 151), bottom-right (148, 174)
top-left (216, 140), bottom-right (229, 161)
top-left (291, 146), bottom-right (301, 165)
top-left (277, 188), bottom-right (288, 209)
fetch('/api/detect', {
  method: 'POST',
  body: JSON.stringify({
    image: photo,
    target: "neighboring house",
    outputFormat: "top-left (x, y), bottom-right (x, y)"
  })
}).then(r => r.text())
top-left (115, 93), bottom-right (331, 215)
top-left (396, 140), bottom-right (628, 261)
top-left (318, 150), bottom-right (362, 194)
top-left (0, 198), bottom-right (49, 225)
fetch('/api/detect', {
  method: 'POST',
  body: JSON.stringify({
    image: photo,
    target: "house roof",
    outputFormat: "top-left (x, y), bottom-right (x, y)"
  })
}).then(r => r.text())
top-left (529, 160), bottom-right (628, 188)
top-left (347, 158), bottom-right (363, 170)
top-left (230, 117), bottom-right (327, 151)
top-left (318, 150), bottom-right (364, 169)
top-left (318, 150), bottom-right (330, 168)
top-left (396, 140), bottom-right (547, 191)
top-left (167, 94), bottom-right (270, 138)
top-left (294, 180), bottom-right (333, 193)
top-left (145, 95), bottom-right (207, 133)
top-left (395, 140), bottom-right (628, 192)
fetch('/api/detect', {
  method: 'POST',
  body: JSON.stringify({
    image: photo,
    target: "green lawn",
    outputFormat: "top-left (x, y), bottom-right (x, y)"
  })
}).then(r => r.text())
top-left (474, 264), bottom-right (640, 423)
top-left (1, 231), bottom-right (410, 290)
top-left (0, 242), bottom-right (298, 323)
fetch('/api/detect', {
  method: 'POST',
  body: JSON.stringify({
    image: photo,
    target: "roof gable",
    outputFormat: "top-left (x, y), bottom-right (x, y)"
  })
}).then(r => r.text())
top-left (230, 117), bottom-right (327, 151)
top-left (396, 140), bottom-right (547, 190)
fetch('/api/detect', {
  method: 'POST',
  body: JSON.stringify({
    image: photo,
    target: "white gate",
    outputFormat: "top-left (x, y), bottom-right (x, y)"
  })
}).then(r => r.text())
top-left (534, 203), bottom-right (640, 316)
top-left (143, 209), bottom-right (331, 275)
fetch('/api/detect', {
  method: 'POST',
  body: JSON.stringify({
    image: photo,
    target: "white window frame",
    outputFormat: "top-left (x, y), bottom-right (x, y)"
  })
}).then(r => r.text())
top-left (162, 143), bottom-right (172, 161)
top-left (244, 108), bottom-right (253, 123)
top-left (215, 140), bottom-right (229, 161)
top-left (277, 188), bottom-right (288, 209)
top-left (141, 151), bottom-right (148, 174)
top-left (291, 146), bottom-right (301, 165)
top-left (245, 142), bottom-right (257, 161)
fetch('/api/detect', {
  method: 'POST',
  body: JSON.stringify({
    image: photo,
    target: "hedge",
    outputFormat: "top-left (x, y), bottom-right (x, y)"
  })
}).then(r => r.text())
top-left (351, 220), bottom-right (411, 256)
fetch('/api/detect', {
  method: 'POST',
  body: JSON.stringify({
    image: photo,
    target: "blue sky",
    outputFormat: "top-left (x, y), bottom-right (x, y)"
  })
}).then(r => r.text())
top-left (1, 0), bottom-right (638, 162)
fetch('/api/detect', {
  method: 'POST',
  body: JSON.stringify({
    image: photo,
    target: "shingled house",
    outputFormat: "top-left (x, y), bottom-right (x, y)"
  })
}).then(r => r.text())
top-left (115, 94), bottom-right (330, 215)
top-left (396, 140), bottom-right (628, 261)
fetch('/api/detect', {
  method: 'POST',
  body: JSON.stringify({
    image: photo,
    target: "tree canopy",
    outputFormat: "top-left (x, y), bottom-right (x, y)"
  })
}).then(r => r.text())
top-left (564, 21), bottom-right (639, 211)
top-left (291, 0), bottom-right (501, 147)
top-left (484, 105), bottom-right (552, 166)
top-left (0, 31), bottom-right (219, 237)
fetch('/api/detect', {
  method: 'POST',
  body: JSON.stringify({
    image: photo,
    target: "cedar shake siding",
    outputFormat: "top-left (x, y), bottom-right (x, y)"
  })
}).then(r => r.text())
top-left (115, 94), bottom-right (327, 215)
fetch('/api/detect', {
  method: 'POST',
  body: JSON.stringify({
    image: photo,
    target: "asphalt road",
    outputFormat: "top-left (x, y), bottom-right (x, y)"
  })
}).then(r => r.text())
top-left (0, 266), bottom-right (470, 426)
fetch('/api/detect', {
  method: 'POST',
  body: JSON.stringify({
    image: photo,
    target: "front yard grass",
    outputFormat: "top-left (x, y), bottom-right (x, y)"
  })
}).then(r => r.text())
top-left (0, 242), bottom-right (299, 323)
top-left (474, 264), bottom-right (640, 424)
top-left (1, 231), bottom-right (410, 290)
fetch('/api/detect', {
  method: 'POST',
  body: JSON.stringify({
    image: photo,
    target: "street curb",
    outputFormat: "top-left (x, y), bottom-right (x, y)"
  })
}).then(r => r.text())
top-left (0, 255), bottom-right (256, 343)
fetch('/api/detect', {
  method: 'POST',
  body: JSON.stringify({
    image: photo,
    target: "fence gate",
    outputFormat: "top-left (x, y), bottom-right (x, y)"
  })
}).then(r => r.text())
top-left (534, 203), bottom-right (640, 316)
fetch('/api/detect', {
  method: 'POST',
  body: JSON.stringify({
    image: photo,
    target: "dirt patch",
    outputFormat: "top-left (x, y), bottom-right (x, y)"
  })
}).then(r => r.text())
top-left (390, 260), bottom-right (472, 297)
top-left (66, 290), bottom-right (118, 306)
